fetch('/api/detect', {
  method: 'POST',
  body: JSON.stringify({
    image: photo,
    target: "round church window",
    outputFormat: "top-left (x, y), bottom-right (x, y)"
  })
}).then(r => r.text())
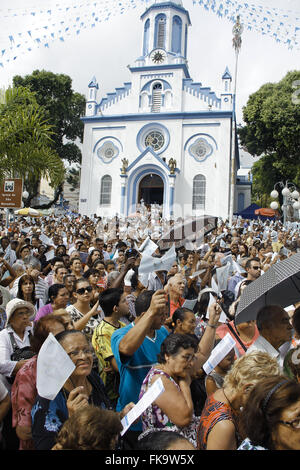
top-left (189, 138), bottom-right (213, 162)
top-left (144, 131), bottom-right (165, 151)
top-left (97, 140), bottom-right (119, 162)
top-left (104, 147), bottom-right (114, 158)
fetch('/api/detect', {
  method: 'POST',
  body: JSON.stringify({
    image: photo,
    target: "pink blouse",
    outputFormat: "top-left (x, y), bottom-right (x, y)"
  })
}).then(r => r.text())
top-left (11, 355), bottom-right (37, 450)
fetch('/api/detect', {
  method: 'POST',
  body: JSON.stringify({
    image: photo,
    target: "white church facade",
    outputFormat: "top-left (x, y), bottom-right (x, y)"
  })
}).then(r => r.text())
top-left (79, 0), bottom-right (245, 220)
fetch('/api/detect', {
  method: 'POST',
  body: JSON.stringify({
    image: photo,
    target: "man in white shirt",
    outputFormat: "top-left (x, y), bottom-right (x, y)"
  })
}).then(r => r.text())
top-left (247, 304), bottom-right (293, 369)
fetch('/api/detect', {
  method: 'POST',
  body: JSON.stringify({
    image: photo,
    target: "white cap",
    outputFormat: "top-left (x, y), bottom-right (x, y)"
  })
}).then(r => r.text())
top-left (5, 298), bottom-right (36, 327)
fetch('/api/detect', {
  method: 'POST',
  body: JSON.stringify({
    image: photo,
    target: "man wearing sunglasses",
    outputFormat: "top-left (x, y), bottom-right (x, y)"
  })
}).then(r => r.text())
top-left (234, 257), bottom-right (261, 299)
top-left (245, 257), bottom-right (262, 281)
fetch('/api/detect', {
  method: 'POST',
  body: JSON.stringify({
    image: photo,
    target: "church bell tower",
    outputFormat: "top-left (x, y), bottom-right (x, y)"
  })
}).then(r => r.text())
top-left (136, 0), bottom-right (191, 69)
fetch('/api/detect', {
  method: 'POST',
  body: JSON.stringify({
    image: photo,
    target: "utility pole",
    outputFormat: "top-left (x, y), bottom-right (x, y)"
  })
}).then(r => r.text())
top-left (229, 16), bottom-right (243, 225)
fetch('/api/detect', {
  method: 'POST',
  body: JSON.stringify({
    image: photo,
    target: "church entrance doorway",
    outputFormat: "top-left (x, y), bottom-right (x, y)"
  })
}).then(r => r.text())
top-left (138, 173), bottom-right (164, 205)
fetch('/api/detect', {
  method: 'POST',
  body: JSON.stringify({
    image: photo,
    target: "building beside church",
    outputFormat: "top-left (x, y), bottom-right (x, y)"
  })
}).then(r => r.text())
top-left (79, 0), bottom-right (249, 220)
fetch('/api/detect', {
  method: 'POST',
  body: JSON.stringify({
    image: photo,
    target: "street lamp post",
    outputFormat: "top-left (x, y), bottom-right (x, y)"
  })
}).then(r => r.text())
top-left (229, 16), bottom-right (243, 225)
top-left (270, 181), bottom-right (300, 225)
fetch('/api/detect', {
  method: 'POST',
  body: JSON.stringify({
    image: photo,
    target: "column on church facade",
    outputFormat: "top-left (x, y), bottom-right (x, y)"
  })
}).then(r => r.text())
top-left (168, 174), bottom-right (176, 217)
top-left (120, 175), bottom-right (128, 216)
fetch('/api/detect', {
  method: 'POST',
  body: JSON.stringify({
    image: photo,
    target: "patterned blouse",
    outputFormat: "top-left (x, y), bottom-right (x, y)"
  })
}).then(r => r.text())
top-left (11, 355), bottom-right (38, 450)
top-left (31, 371), bottom-right (110, 450)
top-left (66, 305), bottom-right (101, 343)
top-left (197, 394), bottom-right (239, 450)
top-left (139, 367), bottom-right (199, 447)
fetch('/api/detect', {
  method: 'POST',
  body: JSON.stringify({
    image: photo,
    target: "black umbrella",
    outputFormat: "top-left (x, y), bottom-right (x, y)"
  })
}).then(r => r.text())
top-left (157, 215), bottom-right (218, 250)
top-left (235, 253), bottom-right (300, 325)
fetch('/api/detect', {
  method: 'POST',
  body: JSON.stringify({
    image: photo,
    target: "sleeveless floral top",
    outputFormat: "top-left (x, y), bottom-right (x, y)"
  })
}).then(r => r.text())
top-left (138, 367), bottom-right (199, 447)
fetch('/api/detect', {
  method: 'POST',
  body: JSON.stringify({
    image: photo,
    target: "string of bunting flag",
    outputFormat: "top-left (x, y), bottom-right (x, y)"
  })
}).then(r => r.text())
top-left (0, 0), bottom-right (299, 68)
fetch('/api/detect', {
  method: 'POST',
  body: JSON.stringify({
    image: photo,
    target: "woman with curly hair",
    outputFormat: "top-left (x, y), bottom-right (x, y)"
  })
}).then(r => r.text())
top-left (197, 351), bottom-right (280, 450)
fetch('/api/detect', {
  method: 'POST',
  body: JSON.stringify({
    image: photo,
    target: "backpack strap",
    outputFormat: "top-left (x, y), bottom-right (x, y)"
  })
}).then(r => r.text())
top-left (167, 295), bottom-right (171, 317)
top-left (8, 331), bottom-right (19, 353)
top-left (226, 322), bottom-right (248, 352)
top-left (8, 329), bottom-right (32, 353)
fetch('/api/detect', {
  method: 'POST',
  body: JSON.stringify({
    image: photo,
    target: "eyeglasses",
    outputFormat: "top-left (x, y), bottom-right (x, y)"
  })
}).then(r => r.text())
top-left (67, 348), bottom-right (93, 358)
top-left (76, 286), bottom-right (93, 295)
top-left (278, 418), bottom-right (300, 429)
top-left (252, 266), bottom-right (261, 270)
top-left (181, 353), bottom-right (196, 363)
top-left (14, 310), bottom-right (31, 317)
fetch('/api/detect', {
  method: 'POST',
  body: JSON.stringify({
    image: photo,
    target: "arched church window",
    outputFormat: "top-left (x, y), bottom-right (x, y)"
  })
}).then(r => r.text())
top-left (154, 14), bottom-right (166, 49)
top-left (192, 175), bottom-right (206, 210)
top-left (143, 19), bottom-right (150, 56)
top-left (100, 175), bottom-right (112, 205)
top-left (238, 192), bottom-right (245, 212)
top-left (184, 24), bottom-right (188, 58)
top-left (151, 82), bottom-right (162, 113)
top-left (171, 16), bottom-right (182, 54)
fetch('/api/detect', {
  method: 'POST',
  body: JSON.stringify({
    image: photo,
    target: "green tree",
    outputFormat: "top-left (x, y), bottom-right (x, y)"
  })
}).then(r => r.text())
top-left (13, 70), bottom-right (86, 165)
top-left (238, 70), bottom-right (300, 202)
top-left (66, 166), bottom-right (80, 192)
top-left (0, 86), bottom-right (65, 207)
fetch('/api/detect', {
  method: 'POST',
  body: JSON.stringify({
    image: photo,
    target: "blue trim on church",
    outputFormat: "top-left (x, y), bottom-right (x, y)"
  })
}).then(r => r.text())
top-left (93, 136), bottom-right (123, 153)
top-left (82, 110), bottom-right (233, 123)
top-left (126, 165), bottom-right (169, 216)
top-left (127, 146), bottom-right (171, 173)
top-left (141, 78), bottom-right (172, 92)
top-left (154, 13), bottom-right (167, 49)
top-left (184, 133), bottom-right (219, 151)
top-left (136, 122), bottom-right (170, 155)
top-left (171, 15), bottom-right (182, 54)
top-left (182, 79), bottom-right (222, 108)
top-left (99, 82), bottom-right (132, 109)
top-left (140, 2), bottom-right (191, 25)
top-left (129, 64), bottom-right (191, 79)
top-left (143, 18), bottom-right (150, 56)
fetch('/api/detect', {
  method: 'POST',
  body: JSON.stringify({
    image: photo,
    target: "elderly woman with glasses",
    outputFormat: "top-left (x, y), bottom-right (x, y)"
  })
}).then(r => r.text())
top-left (66, 278), bottom-right (101, 343)
top-left (0, 299), bottom-right (36, 389)
top-left (31, 330), bottom-right (134, 450)
top-left (138, 333), bottom-right (199, 447)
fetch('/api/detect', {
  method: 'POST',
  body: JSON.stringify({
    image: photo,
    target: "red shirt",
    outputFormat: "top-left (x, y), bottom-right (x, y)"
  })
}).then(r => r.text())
top-left (169, 297), bottom-right (185, 317)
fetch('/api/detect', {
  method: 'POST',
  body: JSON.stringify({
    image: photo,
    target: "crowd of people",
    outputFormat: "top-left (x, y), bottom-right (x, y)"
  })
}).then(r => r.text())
top-left (0, 206), bottom-right (300, 451)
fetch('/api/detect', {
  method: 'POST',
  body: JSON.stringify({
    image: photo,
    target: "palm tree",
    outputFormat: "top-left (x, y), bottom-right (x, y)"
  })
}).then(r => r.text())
top-left (0, 86), bottom-right (65, 207)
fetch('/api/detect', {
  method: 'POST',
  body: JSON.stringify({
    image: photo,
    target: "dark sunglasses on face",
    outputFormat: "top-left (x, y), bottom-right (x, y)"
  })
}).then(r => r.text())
top-left (76, 286), bottom-right (93, 295)
top-left (252, 266), bottom-right (261, 270)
